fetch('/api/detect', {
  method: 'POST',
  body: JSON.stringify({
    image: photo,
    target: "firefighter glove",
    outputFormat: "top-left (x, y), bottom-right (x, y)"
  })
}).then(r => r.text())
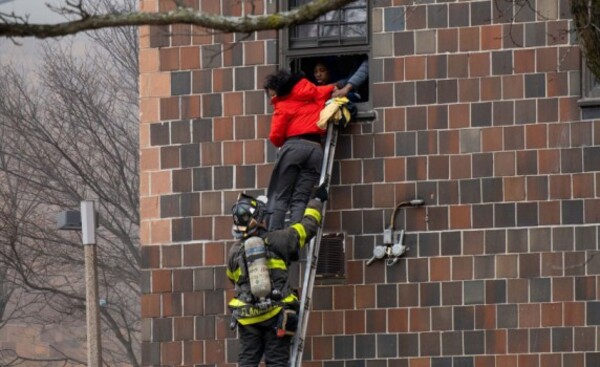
top-left (313, 180), bottom-right (329, 202)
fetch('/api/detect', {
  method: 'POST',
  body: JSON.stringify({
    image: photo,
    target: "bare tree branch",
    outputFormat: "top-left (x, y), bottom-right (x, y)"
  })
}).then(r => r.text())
top-left (0, 0), bottom-right (354, 38)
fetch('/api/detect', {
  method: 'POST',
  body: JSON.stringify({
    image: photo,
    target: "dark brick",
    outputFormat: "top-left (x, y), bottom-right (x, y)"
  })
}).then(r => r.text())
top-left (485, 279), bottom-right (507, 304)
top-left (449, 3), bottom-right (469, 27)
top-left (530, 328), bottom-right (551, 352)
top-left (398, 283), bottom-right (419, 307)
top-left (553, 227), bottom-right (574, 251)
top-left (471, 1), bottom-right (491, 25)
top-left (377, 284), bottom-right (397, 308)
top-left (151, 122), bottom-right (170, 146)
top-left (442, 281), bottom-right (463, 306)
top-left (172, 218), bottom-right (192, 242)
top-left (584, 147), bottom-right (600, 171)
top-left (192, 119), bottom-right (212, 142)
top-left (563, 200), bottom-right (584, 224)
top-left (149, 25), bottom-right (170, 47)
top-left (394, 32), bottom-right (415, 56)
top-left (495, 203), bottom-right (516, 227)
top-left (153, 318), bottom-right (173, 342)
top-left (384, 7), bottom-right (405, 31)
top-left (421, 332), bottom-right (441, 357)
top-left (420, 282), bottom-right (441, 307)
top-left (161, 195), bottom-right (180, 218)
top-left (492, 50), bottom-right (513, 75)
top-left (202, 94), bottom-right (222, 117)
top-left (406, 106), bottom-right (427, 131)
top-left (474, 255), bottom-right (495, 279)
top-left (525, 22), bottom-right (546, 47)
top-left (485, 229), bottom-right (506, 254)
top-left (552, 327), bottom-right (573, 352)
top-left (192, 167), bottom-right (212, 191)
top-left (464, 280), bottom-right (484, 305)
top-left (355, 334), bottom-right (375, 359)
top-left (472, 153), bottom-right (494, 177)
top-left (441, 331), bottom-right (463, 355)
top-left (172, 71), bottom-right (191, 95)
top-left (531, 278), bottom-right (551, 302)
top-left (441, 231), bottom-right (461, 255)
top-left (234, 67), bottom-right (255, 91)
top-left (454, 306), bottom-right (475, 330)
top-left (575, 276), bottom-right (596, 300)
top-left (517, 202), bottom-right (538, 227)
top-left (438, 79), bottom-right (458, 103)
top-left (520, 253), bottom-right (541, 278)
top-left (334, 336), bottom-right (354, 359)
top-left (507, 229), bottom-right (528, 253)
top-left (464, 330), bottom-right (485, 354)
top-left (460, 179), bottom-right (481, 204)
top-left (471, 103), bottom-right (492, 127)
top-left (575, 226), bottom-right (598, 250)
top-left (525, 73), bottom-right (546, 98)
top-left (398, 333), bottom-right (419, 357)
top-left (507, 329), bottom-right (529, 353)
top-left (473, 204), bottom-right (494, 228)
top-left (377, 334), bottom-right (398, 357)
top-left (214, 166), bottom-right (233, 190)
top-left (202, 44), bottom-right (222, 69)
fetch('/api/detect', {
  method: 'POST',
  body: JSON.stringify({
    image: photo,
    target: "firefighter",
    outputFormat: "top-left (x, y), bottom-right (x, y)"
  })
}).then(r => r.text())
top-left (263, 69), bottom-right (335, 231)
top-left (226, 181), bottom-right (328, 367)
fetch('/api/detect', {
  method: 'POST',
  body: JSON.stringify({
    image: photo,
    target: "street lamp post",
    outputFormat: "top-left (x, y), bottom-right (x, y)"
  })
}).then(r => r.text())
top-left (57, 200), bottom-right (102, 367)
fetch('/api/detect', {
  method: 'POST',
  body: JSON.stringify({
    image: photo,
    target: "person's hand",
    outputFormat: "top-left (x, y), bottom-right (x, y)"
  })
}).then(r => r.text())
top-left (313, 179), bottom-right (329, 202)
top-left (332, 84), bottom-right (352, 98)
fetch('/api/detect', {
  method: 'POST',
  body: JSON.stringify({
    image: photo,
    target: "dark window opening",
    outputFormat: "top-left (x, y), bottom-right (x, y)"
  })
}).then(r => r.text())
top-left (289, 54), bottom-right (370, 104)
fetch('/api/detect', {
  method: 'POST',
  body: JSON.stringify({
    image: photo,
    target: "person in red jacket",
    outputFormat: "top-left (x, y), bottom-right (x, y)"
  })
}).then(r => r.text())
top-left (263, 69), bottom-right (334, 230)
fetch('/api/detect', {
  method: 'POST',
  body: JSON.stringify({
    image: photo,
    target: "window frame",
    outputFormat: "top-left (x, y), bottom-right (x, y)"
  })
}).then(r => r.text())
top-left (278, 0), bottom-right (374, 117)
top-left (578, 55), bottom-right (600, 119)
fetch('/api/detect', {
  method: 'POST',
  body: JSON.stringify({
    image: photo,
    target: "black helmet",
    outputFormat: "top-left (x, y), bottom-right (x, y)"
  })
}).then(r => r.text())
top-left (231, 193), bottom-right (267, 237)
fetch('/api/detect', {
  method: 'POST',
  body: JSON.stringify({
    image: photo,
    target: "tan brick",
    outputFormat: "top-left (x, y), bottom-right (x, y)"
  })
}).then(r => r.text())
top-left (141, 196), bottom-right (160, 220)
top-left (150, 219), bottom-right (171, 245)
top-left (140, 72), bottom-right (171, 98)
top-left (139, 48), bottom-right (160, 73)
top-left (140, 97), bottom-right (160, 124)
top-left (140, 220), bottom-right (150, 246)
top-left (140, 147), bottom-right (160, 171)
top-left (150, 170), bottom-right (172, 195)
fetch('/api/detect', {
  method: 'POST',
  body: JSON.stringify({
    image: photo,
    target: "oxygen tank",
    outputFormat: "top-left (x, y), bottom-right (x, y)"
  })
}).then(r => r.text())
top-left (244, 236), bottom-right (271, 299)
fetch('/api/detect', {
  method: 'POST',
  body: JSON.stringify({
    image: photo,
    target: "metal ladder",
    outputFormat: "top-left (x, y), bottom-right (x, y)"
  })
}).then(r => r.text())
top-left (290, 121), bottom-right (340, 367)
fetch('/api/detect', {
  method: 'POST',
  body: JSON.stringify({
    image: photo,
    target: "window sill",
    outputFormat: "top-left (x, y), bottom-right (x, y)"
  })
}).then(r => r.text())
top-left (355, 109), bottom-right (377, 121)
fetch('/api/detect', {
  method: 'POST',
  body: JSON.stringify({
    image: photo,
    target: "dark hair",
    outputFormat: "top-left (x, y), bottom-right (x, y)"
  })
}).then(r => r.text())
top-left (263, 69), bottom-right (305, 97)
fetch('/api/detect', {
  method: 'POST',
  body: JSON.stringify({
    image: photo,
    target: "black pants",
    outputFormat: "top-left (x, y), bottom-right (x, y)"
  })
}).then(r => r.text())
top-left (237, 315), bottom-right (292, 367)
top-left (267, 138), bottom-right (322, 231)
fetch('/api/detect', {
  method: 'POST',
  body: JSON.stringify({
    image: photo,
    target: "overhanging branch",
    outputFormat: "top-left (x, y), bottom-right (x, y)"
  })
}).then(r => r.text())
top-left (0, 0), bottom-right (355, 38)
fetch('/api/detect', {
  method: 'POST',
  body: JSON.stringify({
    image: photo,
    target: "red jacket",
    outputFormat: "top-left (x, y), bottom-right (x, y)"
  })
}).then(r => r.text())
top-left (269, 78), bottom-right (334, 147)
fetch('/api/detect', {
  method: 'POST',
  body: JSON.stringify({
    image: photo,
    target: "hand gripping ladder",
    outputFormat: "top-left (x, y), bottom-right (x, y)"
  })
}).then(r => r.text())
top-left (290, 122), bottom-right (340, 367)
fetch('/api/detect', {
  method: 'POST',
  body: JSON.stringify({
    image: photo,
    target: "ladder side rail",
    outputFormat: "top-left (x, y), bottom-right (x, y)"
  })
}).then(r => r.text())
top-left (290, 123), bottom-right (339, 367)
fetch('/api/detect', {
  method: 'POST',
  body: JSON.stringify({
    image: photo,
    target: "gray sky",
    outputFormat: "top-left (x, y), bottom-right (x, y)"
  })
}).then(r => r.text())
top-left (0, 0), bottom-right (81, 66)
top-left (0, 0), bottom-right (63, 23)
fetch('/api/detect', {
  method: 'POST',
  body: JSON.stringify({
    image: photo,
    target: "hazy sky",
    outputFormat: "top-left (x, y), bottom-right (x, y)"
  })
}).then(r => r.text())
top-left (0, 0), bottom-right (80, 66)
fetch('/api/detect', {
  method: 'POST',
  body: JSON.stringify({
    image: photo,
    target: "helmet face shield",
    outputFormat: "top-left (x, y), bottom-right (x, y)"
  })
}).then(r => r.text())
top-left (231, 193), bottom-right (266, 236)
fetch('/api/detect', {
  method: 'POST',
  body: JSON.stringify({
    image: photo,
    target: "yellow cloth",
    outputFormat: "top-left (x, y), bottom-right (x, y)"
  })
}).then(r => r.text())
top-left (317, 97), bottom-right (352, 130)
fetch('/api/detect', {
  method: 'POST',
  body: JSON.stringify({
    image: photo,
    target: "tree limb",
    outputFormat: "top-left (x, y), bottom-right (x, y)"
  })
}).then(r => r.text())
top-left (0, 0), bottom-right (355, 38)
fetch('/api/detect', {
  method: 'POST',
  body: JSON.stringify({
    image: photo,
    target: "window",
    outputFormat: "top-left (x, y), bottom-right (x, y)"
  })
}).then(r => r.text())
top-left (288, 0), bottom-right (368, 49)
top-left (281, 0), bottom-right (373, 116)
top-left (580, 56), bottom-right (600, 119)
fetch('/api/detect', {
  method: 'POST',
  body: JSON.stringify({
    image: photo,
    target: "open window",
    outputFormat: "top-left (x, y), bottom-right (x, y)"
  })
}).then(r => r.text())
top-left (281, 0), bottom-right (373, 117)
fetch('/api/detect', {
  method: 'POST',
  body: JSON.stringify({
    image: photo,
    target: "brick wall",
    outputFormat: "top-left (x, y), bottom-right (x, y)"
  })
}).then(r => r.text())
top-left (140, 0), bottom-right (600, 366)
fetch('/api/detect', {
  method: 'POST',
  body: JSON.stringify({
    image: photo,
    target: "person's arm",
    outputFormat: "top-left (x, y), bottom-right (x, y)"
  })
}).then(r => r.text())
top-left (268, 107), bottom-right (288, 147)
top-left (332, 59), bottom-right (368, 98)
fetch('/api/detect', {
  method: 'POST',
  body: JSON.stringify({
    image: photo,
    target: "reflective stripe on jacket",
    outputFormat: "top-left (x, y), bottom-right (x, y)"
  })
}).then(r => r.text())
top-left (226, 199), bottom-right (323, 325)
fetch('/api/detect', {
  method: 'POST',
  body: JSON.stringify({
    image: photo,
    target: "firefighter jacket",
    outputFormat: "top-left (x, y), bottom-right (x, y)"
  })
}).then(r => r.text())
top-left (226, 198), bottom-right (324, 325)
top-left (269, 77), bottom-right (335, 148)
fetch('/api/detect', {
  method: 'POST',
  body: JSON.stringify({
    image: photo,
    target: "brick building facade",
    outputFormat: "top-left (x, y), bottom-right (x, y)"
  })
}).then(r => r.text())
top-left (139, 0), bottom-right (600, 365)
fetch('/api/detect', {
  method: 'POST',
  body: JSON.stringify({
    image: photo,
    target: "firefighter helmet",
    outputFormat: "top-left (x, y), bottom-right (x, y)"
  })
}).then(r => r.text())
top-left (231, 193), bottom-right (267, 237)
